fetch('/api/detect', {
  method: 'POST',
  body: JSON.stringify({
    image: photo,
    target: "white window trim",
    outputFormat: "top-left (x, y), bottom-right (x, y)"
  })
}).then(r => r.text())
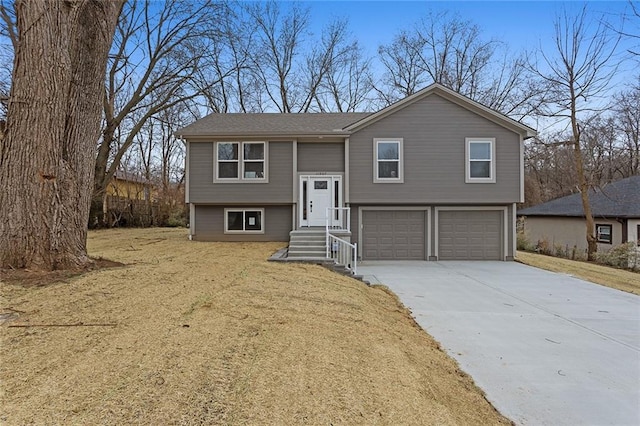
top-left (224, 208), bottom-right (265, 234)
top-left (214, 141), bottom-right (268, 183)
top-left (465, 138), bottom-right (496, 183)
top-left (373, 138), bottom-right (404, 183)
top-left (595, 223), bottom-right (612, 244)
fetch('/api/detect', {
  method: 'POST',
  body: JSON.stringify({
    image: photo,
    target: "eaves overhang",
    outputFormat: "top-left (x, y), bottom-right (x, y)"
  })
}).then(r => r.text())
top-left (177, 131), bottom-right (352, 141)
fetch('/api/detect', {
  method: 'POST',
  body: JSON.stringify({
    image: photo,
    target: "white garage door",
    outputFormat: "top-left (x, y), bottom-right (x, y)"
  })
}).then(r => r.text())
top-left (438, 210), bottom-right (502, 260)
top-left (362, 210), bottom-right (425, 260)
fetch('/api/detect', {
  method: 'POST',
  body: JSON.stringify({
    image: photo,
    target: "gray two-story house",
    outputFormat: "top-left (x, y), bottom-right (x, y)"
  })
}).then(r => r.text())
top-left (177, 83), bottom-right (536, 262)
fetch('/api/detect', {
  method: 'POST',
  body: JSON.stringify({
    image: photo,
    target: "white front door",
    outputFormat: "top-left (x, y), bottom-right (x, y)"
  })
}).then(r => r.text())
top-left (308, 178), bottom-right (332, 226)
top-left (299, 175), bottom-right (342, 227)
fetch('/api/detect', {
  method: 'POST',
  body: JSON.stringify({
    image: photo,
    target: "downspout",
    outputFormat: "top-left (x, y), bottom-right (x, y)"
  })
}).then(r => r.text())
top-left (619, 218), bottom-right (628, 243)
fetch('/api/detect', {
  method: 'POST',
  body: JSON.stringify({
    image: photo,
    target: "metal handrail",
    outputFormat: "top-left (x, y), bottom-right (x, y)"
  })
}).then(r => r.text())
top-left (326, 207), bottom-right (350, 231)
top-left (327, 233), bottom-right (358, 275)
top-left (325, 208), bottom-right (357, 274)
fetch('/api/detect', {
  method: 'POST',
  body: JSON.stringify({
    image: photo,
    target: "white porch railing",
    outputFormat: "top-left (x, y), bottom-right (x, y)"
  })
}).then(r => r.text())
top-left (326, 207), bottom-right (350, 231)
top-left (326, 233), bottom-right (357, 275)
top-left (325, 207), bottom-right (357, 275)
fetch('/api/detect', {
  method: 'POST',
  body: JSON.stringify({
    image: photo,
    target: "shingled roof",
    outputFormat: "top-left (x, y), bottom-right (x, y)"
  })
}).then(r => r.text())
top-left (175, 112), bottom-right (372, 138)
top-left (518, 175), bottom-right (640, 218)
top-left (176, 84), bottom-right (536, 140)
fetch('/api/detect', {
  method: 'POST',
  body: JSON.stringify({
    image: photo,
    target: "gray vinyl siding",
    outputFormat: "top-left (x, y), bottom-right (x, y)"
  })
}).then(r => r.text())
top-left (349, 94), bottom-right (521, 204)
top-left (188, 141), bottom-right (293, 203)
top-left (193, 204), bottom-right (292, 241)
top-left (297, 142), bottom-right (345, 172)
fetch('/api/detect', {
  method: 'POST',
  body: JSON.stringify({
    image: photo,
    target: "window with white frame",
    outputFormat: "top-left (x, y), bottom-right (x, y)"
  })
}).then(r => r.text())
top-left (466, 138), bottom-right (495, 183)
top-left (216, 142), bottom-right (266, 181)
top-left (374, 138), bottom-right (403, 182)
top-left (225, 209), bottom-right (264, 233)
top-left (595, 224), bottom-right (612, 244)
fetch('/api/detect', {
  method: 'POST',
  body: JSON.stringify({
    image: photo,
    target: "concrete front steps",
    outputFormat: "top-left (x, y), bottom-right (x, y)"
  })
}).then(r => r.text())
top-left (287, 229), bottom-right (327, 258)
top-left (277, 228), bottom-right (363, 280)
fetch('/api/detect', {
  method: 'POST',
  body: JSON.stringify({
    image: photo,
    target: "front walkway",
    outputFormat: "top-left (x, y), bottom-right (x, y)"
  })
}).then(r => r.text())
top-left (359, 261), bottom-right (640, 426)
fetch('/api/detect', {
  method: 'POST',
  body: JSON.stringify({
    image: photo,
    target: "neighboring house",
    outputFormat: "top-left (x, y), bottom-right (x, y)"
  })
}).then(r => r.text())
top-left (518, 175), bottom-right (640, 252)
top-left (107, 170), bottom-right (154, 201)
top-left (101, 171), bottom-right (157, 227)
top-left (177, 83), bottom-right (536, 262)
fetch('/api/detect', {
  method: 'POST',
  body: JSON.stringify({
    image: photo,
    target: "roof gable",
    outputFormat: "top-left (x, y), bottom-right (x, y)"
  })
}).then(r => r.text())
top-left (345, 83), bottom-right (536, 138)
top-left (518, 176), bottom-right (640, 218)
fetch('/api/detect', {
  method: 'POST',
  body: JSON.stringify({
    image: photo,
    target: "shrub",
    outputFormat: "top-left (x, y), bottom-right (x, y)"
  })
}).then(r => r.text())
top-left (535, 238), bottom-right (552, 255)
top-left (516, 232), bottom-right (535, 251)
top-left (164, 205), bottom-right (188, 227)
top-left (594, 242), bottom-right (640, 270)
top-left (554, 244), bottom-right (567, 258)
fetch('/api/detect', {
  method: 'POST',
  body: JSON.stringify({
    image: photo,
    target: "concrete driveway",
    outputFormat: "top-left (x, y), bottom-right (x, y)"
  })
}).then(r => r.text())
top-left (358, 261), bottom-right (640, 426)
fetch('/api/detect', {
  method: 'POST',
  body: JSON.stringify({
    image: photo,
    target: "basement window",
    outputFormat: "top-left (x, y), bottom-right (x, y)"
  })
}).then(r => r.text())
top-left (225, 209), bottom-right (264, 233)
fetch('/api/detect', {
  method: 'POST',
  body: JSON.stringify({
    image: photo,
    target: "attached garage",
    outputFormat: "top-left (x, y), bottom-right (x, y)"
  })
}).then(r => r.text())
top-left (362, 210), bottom-right (426, 260)
top-left (437, 210), bottom-right (503, 260)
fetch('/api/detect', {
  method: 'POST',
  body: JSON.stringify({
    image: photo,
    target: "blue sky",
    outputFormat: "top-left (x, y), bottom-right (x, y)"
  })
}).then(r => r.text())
top-left (305, 1), bottom-right (635, 57)
top-left (297, 1), bottom-right (637, 132)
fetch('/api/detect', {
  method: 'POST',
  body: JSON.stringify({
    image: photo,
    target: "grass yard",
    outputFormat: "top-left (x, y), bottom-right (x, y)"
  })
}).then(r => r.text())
top-left (0, 228), bottom-right (510, 425)
top-left (516, 251), bottom-right (640, 295)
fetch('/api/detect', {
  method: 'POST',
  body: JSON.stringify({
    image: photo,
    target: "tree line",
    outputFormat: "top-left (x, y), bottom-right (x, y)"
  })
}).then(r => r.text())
top-left (0, 0), bottom-right (638, 269)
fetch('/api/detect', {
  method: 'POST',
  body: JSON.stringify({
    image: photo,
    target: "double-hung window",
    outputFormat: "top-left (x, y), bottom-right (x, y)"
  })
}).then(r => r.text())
top-left (374, 138), bottom-right (403, 183)
top-left (595, 224), bottom-right (612, 244)
top-left (216, 141), bottom-right (266, 181)
top-left (225, 209), bottom-right (264, 233)
top-left (466, 138), bottom-right (495, 183)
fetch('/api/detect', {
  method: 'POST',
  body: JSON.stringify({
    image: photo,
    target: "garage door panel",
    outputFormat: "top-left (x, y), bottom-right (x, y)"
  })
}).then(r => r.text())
top-left (362, 210), bottom-right (426, 260)
top-left (439, 210), bottom-right (502, 260)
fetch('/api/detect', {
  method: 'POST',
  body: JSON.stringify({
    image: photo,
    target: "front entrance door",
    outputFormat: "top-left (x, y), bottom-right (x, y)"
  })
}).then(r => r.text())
top-left (308, 178), bottom-right (331, 226)
top-left (299, 175), bottom-right (342, 227)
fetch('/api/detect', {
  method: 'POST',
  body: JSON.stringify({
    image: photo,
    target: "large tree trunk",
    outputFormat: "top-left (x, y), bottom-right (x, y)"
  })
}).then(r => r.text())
top-left (575, 143), bottom-right (598, 260)
top-left (571, 117), bottom-right (597, 261)
top-left (0, 0), bottom-right (122, 270)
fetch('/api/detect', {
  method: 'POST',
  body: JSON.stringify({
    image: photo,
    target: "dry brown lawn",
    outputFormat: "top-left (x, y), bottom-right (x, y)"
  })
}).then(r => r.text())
top-left (0, 228), bottom-right (510, 425)
top-left (516, 251), bottom-right (640, 295)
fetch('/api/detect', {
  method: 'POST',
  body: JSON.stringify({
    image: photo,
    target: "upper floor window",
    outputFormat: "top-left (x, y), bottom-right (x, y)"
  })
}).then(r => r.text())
top-left (466, 138), bottom-right (495, 183)
top-left (374, 138), bottom-right (403, 183)
top-left (595, 224), bottom-right (612, 244)
top-left (216, 141), bottom-right (267, 181)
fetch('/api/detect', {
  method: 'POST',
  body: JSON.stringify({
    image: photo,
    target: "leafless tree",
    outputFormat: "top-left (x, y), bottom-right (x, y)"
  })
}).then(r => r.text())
top-left (617, 1), bottom-right (640, 56)
top-left (613, 81), bottom-right (640, 175)
top-left (317, 38), bottom-right (374, 112)
top-left (198, 1), bottom-right (372, 114)
top-left (191, 2), bottom-right (258, 113)
top-left (0, 0), bottom-right (122, 270)
top-left (530, 5), bottom-right (621, 259)
top-left (377, 11), bottom-right (539, 118)
top-left (93, 0), bottom-right (217, 225)
top-left (524, 135), bottom-right (579, 205)
top-left (246, 1), bottom-right (309, 113)
top-left (377, 31), bottom-right (428, 104)
top-left (302, 19), bottom-right (374, 112)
